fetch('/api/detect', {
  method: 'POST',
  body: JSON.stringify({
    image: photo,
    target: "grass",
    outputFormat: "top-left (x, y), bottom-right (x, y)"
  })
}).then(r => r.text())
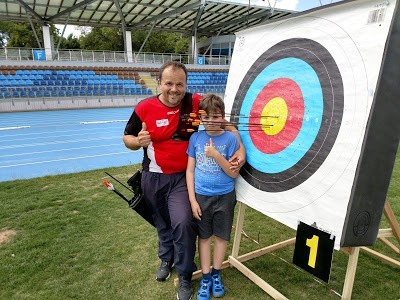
top-left (0, 154), bottom-right (399, 300)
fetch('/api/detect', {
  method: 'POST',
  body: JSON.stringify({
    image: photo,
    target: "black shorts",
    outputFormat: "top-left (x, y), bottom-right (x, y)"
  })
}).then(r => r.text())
top-left (195, 189), bottom-right (237, 241)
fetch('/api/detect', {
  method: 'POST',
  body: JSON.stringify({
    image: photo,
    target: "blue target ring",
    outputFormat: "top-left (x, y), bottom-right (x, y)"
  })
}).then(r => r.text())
top-left (240, 58), bottom-right (323, 173)
top-left (231, 38), bottom-right (344, 192)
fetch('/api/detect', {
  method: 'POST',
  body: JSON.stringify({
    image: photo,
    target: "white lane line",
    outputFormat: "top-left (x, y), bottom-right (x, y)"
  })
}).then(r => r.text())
top-left (0, 126), bottom-right (31, 131)
top-left (0, 136), bottom-right (120, 150)
top-left (0, 126), bottom-right (122, 139)
top-left (0, 129), bottom-right (121, 143)
top-left (0, 151), bottom-right (132, 168)
top-left (80, 120), bottom-right (128, 125)
top-left (0, 143), bottom-right (122, 157)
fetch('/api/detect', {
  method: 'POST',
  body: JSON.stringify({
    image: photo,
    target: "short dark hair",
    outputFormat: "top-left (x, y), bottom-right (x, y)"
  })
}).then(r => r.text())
top-left (158, 61), bottom-right (188, 81)
top-left (199, 94), bottom-right (225, 118)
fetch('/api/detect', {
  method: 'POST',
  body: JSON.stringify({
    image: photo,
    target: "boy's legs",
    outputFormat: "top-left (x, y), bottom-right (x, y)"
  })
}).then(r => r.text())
top-left (212, 236), bottom-right (228, 270)
top-left (210, 190), bottom-right (236, 298)
top-left (199, 237), bottom-right (211, 274)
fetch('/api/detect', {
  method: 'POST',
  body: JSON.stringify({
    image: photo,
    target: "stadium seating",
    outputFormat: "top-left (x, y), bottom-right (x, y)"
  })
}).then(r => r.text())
top-left (0, 67), bottom-right (228, 100)
top-left (0, 68), bottom-right (152, 99)
top-left (185, 71), bottom-right (227, 95)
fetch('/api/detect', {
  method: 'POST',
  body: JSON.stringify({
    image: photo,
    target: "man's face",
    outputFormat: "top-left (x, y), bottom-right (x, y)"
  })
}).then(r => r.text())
top-left (158, 66), bottom-right (187, 107)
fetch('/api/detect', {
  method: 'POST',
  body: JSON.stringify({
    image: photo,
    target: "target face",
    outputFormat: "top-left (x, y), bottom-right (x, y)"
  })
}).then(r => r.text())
top-left (231, 38), bottom-right (344, 192)
top-left (222, 0), bottom-right (398, 249)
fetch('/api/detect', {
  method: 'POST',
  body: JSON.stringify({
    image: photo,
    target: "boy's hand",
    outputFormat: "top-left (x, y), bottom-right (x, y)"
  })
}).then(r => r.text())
top-left (190, 201), bottom-right (202, 220)
top-left (204, 138), bottom-right (218, 158)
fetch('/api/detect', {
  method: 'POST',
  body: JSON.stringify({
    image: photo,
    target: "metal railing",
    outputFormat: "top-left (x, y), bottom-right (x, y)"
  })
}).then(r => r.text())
top-left (0, 47), bottom-right (231, 66)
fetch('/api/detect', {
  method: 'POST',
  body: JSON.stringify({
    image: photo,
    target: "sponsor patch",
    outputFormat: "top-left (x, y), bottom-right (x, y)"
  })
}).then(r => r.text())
top-left (156, 119), bottom-right (169, 127)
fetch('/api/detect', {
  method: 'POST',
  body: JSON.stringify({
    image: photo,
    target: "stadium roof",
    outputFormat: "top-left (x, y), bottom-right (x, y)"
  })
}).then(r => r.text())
top-left (0, 0), bottom-right (293, 37)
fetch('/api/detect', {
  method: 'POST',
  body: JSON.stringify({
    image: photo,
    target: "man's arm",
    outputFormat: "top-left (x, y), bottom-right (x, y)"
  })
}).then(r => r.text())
top-left (122, 122), bottom-right (151, 150)
top-left (223, 122), bottom-right (246, 170)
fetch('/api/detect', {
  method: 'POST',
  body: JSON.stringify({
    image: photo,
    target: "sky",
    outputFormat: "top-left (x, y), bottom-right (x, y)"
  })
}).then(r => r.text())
top-left (55, 0), bottom-right (342, 38)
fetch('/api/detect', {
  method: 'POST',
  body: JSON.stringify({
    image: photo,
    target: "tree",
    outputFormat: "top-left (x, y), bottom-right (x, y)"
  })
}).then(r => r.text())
top-left (79, 27), bottom-right (124, 51)
top-left (142, 31), bottom-right (181, 53)
top-left (0, 21), bottom-right (61, 48)
top-left (59, 34), bottom-right (80, 49)
top-left (174, 37), bottom-right (189, 54)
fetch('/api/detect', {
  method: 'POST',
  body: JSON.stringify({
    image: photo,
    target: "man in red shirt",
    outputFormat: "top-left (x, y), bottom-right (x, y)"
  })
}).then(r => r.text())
top-left (123, 61), bottom-right (244, 300)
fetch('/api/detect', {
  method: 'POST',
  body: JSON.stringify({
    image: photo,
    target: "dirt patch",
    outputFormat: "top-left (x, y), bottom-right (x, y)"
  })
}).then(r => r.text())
top-left (0, 229), bottom-right (17, 245)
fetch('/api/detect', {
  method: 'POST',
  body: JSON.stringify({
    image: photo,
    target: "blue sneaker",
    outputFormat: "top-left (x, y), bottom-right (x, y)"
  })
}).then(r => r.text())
top-left (196, 279), bottom-right (212, 300)
top-left (211, 274), bottom-right (225, 298)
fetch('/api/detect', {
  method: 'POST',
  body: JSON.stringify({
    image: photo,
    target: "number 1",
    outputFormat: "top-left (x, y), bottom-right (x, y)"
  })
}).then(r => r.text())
top-left (306, 235), bottom-right (319, 268)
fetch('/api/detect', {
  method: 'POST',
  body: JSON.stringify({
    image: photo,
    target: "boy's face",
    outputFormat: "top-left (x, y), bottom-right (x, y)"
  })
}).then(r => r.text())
top-left (200, 110), bottom-right (225, 133)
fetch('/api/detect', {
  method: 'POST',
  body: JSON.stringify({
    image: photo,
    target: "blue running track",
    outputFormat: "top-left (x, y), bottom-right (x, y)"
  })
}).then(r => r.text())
top-left (0, 107), bottom-right (143, 182)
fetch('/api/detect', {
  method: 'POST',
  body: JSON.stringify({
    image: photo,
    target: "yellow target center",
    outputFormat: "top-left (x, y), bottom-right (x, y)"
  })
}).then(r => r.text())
top-left (261, 97), bottom-right (288, 135)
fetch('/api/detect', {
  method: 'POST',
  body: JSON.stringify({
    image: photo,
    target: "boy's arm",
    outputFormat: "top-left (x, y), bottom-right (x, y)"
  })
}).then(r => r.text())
top-left (204, 138), bottom-right (239, 179)
top-left (186, 157), bottom-right (202, 220)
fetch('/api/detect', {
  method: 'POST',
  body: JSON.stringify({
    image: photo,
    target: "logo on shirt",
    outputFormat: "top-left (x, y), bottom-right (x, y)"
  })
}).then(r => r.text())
top-left (156, 119), bottom-right (169, 127)
top-left (167, 109), bottom-right (180, 115)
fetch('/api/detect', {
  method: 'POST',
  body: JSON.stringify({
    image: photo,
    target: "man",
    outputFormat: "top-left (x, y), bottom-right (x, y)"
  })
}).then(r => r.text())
top-left (123, 61), bottom-right (244, 300)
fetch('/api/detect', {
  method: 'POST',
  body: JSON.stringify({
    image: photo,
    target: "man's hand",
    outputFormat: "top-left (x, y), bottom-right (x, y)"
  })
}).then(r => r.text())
top-left (229, 152), bottom-right (245, 172)
top-left (137, 122), bottom-right (151, 147)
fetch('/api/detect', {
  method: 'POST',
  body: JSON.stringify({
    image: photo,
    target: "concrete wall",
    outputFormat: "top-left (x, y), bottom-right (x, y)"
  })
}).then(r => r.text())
top-left (0, 96), bottom-right (144, 112)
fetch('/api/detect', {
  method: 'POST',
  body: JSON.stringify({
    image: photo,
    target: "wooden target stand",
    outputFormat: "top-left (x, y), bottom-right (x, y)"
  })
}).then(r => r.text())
top-left (175, 201), bottom-right (399, 299)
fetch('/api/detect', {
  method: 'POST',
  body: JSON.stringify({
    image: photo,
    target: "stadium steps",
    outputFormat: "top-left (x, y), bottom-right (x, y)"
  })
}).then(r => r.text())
top-left (139, 73), bottom-right (158, 95)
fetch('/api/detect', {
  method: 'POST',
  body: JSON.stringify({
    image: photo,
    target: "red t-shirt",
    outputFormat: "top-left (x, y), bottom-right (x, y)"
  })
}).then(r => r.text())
top-left (124, 93), bottom-right (201, 174)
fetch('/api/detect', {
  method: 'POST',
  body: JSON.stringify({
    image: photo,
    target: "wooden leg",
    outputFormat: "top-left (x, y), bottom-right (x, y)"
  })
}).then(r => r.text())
top-left (232, 202), bottom-right (246, 258)
top-left (383, 201), bottom-right (400, 244)
top-left (341, 247), bottom-right (360, 300)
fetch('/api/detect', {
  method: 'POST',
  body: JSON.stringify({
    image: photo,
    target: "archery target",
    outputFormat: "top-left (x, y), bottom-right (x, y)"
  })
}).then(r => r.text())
top-left (231, 38), bottom-right (343, 192)
top-left (224, 0), bottom-right (396, 248)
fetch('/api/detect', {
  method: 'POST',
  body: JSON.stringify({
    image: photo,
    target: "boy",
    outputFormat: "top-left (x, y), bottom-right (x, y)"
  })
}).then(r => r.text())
top-left (186, 94), bottom-right (242, 300)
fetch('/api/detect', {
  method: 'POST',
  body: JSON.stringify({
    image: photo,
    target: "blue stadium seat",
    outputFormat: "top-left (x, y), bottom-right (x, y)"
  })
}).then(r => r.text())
top-left (58, 90), bottom-right (65, 97)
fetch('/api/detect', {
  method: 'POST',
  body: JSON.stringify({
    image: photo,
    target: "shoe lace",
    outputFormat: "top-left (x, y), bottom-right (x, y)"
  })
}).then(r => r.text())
top-left (200, 281), bottom-right (209, 290)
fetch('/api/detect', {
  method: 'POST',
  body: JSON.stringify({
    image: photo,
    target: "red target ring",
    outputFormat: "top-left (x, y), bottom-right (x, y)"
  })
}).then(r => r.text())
top-left (249, 78), bottom-right (304, 154)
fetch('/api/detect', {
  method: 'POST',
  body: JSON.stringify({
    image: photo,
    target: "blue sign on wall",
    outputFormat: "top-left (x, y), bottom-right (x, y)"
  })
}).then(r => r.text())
top-left (197, 56), bottom-right (205, 65)
top-left (33, 50), bottom-right (46, 61)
